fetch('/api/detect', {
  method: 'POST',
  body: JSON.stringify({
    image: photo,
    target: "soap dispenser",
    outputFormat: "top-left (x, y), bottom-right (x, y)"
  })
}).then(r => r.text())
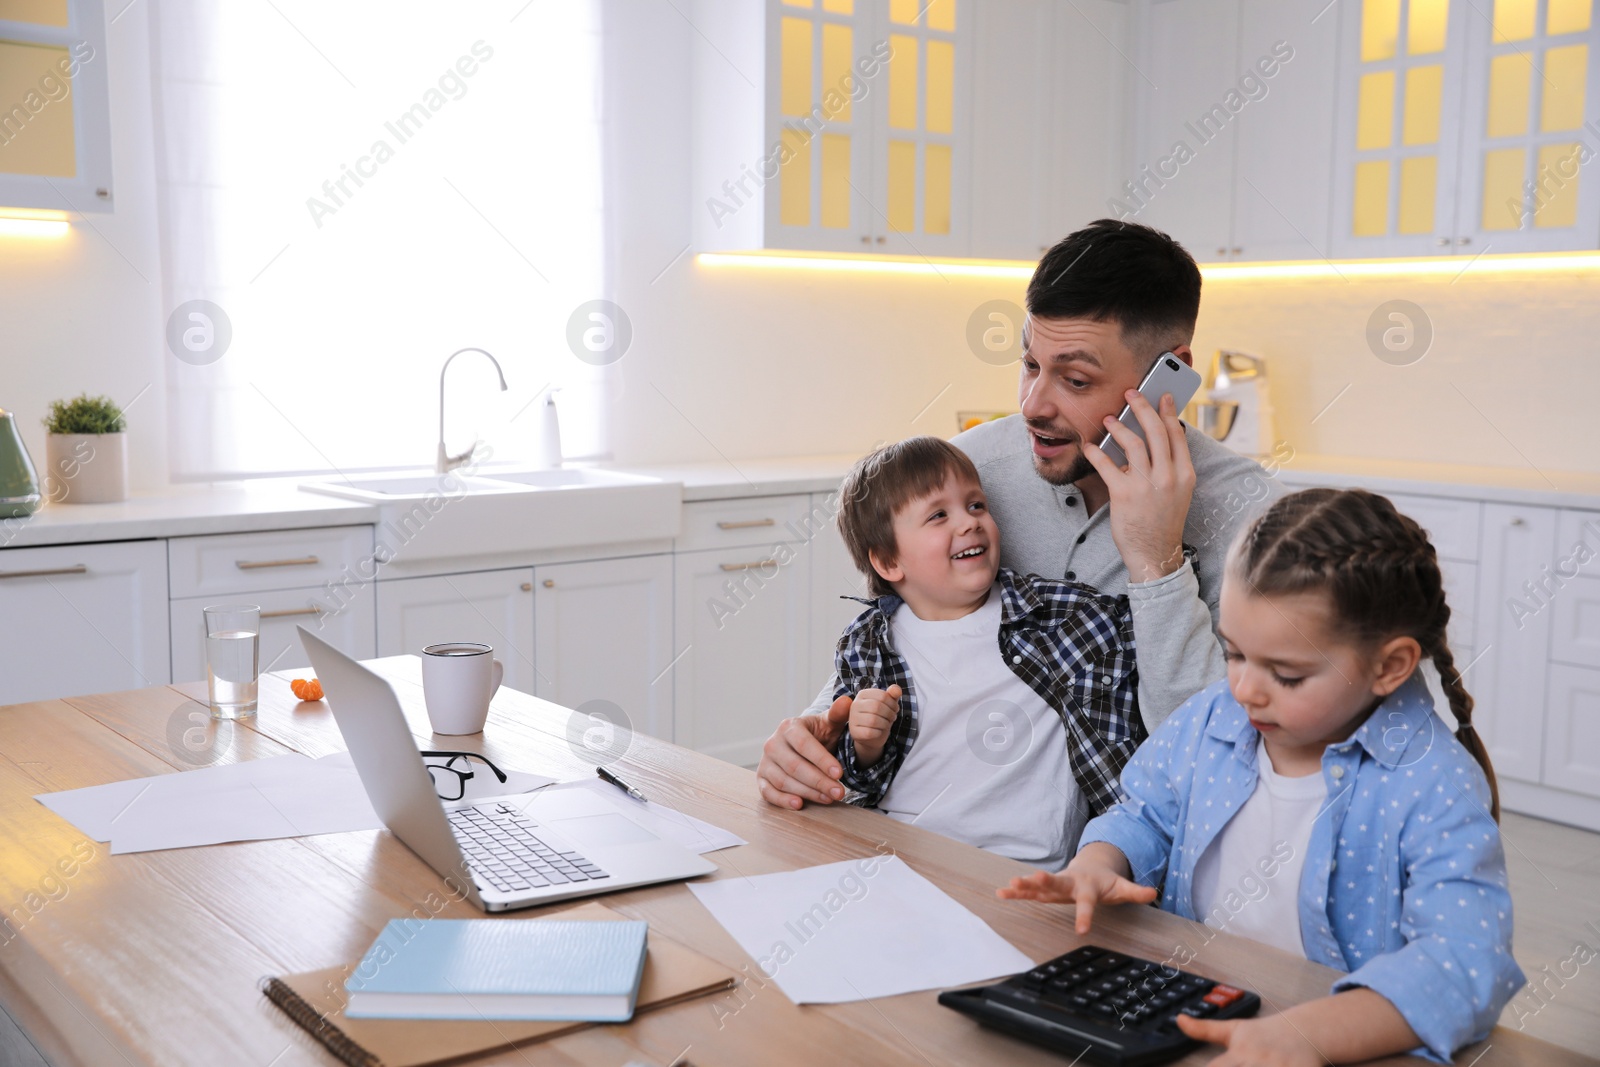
top-left (533, 388), bottom-right (563, 469)
top-left (0, 407), bottom-right (42, 518)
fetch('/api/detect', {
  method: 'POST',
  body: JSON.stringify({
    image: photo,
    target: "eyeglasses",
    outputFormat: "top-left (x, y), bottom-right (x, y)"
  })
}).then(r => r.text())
top-left (421, 750), bottom-right (508, 802)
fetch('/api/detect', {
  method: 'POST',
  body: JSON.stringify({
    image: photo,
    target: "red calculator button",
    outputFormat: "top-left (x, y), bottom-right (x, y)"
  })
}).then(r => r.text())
top-left (1203, 985), bottom-right (1244, 1007)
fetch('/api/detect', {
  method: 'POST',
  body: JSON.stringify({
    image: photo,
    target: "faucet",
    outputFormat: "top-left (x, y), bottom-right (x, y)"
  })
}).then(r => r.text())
top-left (436, 347), bottom-right (508, 473)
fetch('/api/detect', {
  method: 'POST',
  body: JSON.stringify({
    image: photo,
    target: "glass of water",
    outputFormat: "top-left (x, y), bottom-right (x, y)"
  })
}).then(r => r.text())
top-left (203, 604), bottom-right (260, 719)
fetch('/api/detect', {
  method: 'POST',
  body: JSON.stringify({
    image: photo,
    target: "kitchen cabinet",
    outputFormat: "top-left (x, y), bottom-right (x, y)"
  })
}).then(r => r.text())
top-left (673, 538), bottom-right (812, 767)
top-left (1330, 0), bottom-right (1600, 256)
top-left (1129, 0), bottom-right (1338, 262)
top-left (375, 568), bottom-right (537, 695)
top-left (807, 489), bottom-right (867, 695)
top-left (1544, 664), bottom-right (1600, 798)
top-left (532, 554), bottom-right (675, 743)
top-left (0, 540), bottom-right (170, 705)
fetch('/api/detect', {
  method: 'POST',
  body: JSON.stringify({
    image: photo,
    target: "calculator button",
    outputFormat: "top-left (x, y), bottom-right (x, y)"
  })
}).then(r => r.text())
top-left (1181, 1002), bottom-right (1218, 1018)
top-left (1204, 984), bottom-right (1244, 1007)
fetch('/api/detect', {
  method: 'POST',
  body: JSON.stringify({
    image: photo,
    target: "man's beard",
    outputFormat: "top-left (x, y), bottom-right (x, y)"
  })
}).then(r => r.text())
top-left (1031, 448), bottom-right (1095, 487)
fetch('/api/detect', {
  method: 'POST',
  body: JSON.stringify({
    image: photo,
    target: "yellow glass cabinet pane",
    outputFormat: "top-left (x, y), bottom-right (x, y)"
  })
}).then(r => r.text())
top-left (822, 0), bottom-right (853, 12)
top-left (1397, 155), bottom-right (1438, 232)
top-left (0, 0), bottom-right (68, 25)
top-left (924, 142), bottom-right (951, 234)
top-left (0, 40), bottom-right (76, 178)
top-left (1535, 143), bottom-right (1582, 227)
top-left (780, 126), bottom-right (812, 226)
top-left (1486, 53), bottom-right (1533, 137)
top-left (1362, 0), bottom-right (1402, 61)
top-left (1407, 0), bottom-right (1450, 54)
top-left (1540, 44), bottom-right (1588, 131)
top-left (1357, 71), bottom-right (1396, 149)
top-left (821, 23), bottom-right (853, 122)
top-left (926, 39), bottom-right (954, 134)
top-left (926, 0), bottom-right (957, 32)
top-left (780, 18), bottom-right (813, 117)
top-left (1353, 160), bottom-right (1391, 235)
top-left (1481, 146), bottom-right (1527, 229)
top-left (820, 133), bottom-right (851, 228)
top-left (1547, 0), bottom-right (1592, 34)
top-left (1493, 0), bottom-right (1537, 41)
top-left (889, 0), bottom-right (920, 25)
top-left (888, 34), bottom-right (918, 130)
top-left (1402, 65), bottom-right (1444, 144)
top-left (887, 139), bottom-right (916, 231)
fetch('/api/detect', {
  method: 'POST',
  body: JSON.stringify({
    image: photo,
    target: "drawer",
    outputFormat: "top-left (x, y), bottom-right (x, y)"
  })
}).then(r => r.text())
top-left (169, 583), bottom-right (376, 684)
top-left (1557, 509), bottom-right (1600, 579)
top-left (678, 495), bottom-right (821, 552)
top-left (168, 526), bottom-right (374, 599)
top-left (1552, 575), bottom-right (1600, 669)
top-left (1386, 493), bottom-right (1481, 562)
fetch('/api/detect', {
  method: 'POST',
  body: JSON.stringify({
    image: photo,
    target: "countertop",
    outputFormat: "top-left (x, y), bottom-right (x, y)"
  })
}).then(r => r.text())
top-left (2, 449), bottom-right (1596, 551)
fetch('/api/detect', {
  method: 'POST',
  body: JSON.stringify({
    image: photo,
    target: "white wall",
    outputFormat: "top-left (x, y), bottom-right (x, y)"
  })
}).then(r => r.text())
top-left (1, 3), bottom-right (168, 490)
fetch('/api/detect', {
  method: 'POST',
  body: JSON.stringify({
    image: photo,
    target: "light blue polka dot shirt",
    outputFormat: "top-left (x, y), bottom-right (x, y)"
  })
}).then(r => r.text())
top-left (1078, 673), bottom-right (1525, 1063)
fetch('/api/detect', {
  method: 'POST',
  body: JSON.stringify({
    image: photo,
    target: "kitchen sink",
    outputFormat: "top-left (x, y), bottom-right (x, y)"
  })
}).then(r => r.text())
top-left (299, 466), bottom-right (682, 565)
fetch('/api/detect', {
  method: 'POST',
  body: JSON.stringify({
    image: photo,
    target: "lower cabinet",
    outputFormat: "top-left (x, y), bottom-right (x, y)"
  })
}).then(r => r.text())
top-left (375, 568), bottom-right (537, 694)
top-left (807, 489), bottom-right (868, 697)
top-left (1544, 665), bottom-right (1600, 798)
top-left (531, 555), bottom-right (674, 743)
top-left (0, 540), bottom-right (171, 705)
top-left (170, 584), bottom-right (376, 684)
top-left (673, 544), bottom-right (811, 767)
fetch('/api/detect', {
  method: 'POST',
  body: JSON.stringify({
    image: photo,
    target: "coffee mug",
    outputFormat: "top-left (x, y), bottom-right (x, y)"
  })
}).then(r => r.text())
top-left (420, 642), bottom-right (504, 735)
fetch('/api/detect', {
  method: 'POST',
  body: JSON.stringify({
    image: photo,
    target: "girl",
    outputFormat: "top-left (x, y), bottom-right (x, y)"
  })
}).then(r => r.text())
top-left (999, 488), bottom-right (1524, 1065)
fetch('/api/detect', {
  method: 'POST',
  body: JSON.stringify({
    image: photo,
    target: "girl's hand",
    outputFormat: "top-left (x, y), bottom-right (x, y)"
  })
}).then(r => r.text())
top-left (847, 685), bottom-right (901, 766)
top-left (996, 853), bottom-right (1157, 933)
top-left (1175, 1013), bottom-right (1325, 1067)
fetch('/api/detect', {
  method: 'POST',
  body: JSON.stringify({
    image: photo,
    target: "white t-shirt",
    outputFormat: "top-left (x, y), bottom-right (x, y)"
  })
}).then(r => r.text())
top-left (1191, 737), bottom-right (1325, 958)
top-left (876, 585), bottom-right (1084, 870)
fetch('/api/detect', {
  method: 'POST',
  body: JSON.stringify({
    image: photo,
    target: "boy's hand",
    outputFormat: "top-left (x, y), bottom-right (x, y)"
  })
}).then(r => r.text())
top-left (848, 684), bottom-right (901, 766)
top-left (1174, 1014), bottom-right (1324, 1067)
top-left (996, 847), bottom-right (1157, 933)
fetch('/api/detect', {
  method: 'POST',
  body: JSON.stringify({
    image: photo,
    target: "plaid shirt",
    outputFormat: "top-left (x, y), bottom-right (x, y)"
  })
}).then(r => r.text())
top-left (834, 567), bottom-right (1142, 817)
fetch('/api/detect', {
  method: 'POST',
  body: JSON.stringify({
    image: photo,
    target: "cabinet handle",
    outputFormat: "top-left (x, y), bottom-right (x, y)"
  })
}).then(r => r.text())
top-left (1231, 247), bottom-right (1242, 255)
top-left (1217, 247), bottom-right (1227, 256)
top-left (0, 564), bottom-right (87, 579)
top-left (1435, 237), bottom-right (1451, 246)
top-left (721, 559), bottom-right (778, 572)
top-left (260, 606), bottom-right (322, 619)
top-left (521, 582), bottom-right (534, 591)
top-left (716, 518), bottom-right (776, 530)
top-left (236, 555), bottom-right (320, 570)
top-left (875, 235), bottom-right (886, 245)
top-left (1457, 236), bottom-right (1472, 246)
top-left (542, 579), bottom-right (555, 588)
top-left (1510, 517), bottom-right (1526, 526)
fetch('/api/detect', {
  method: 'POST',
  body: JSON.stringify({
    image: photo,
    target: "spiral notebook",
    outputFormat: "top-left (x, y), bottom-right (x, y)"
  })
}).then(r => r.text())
top-left (261, 903), bottom-right (736, 1067)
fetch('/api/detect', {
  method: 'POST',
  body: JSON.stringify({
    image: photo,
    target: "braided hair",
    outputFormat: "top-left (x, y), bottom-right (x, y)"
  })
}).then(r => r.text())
top-left (1231, 488), bottom-right (1499, 820)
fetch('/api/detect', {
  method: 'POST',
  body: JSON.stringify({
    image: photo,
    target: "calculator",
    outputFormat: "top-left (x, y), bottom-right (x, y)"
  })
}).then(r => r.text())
top-left (938, 945), bottom-right (1262, 1066)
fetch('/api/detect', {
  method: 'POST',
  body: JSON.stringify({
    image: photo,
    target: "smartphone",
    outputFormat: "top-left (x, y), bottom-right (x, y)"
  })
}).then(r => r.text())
top-left (1096, 353), bottom-right (1203, 467)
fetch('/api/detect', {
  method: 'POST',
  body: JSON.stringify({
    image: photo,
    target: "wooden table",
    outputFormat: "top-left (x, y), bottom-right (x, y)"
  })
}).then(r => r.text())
top-left (0, 659), bottom-right (1591, 1067)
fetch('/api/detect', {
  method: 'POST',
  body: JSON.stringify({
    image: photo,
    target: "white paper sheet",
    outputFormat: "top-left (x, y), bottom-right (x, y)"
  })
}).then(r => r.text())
top-left (36, 752), bottom-right (557, 854)
top-left (539, 778), bottom-right (747, 854)
top-left (688, 856), bottom-right (1033, 1003)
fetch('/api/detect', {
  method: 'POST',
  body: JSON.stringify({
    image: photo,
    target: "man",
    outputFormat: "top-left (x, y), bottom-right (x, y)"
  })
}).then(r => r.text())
top-left (757, 219), bottom-right (1280, 811)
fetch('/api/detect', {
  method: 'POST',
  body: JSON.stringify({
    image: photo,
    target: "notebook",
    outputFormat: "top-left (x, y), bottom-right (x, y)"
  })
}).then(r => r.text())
top-left (262, 902), bottom-right (736, 1067)
top-left (345, 917), bottom-right (648, 1021)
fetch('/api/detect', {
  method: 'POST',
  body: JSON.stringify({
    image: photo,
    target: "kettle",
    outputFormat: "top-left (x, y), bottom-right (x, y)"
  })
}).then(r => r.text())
top-left (0, 408), bottom-right (42, 518)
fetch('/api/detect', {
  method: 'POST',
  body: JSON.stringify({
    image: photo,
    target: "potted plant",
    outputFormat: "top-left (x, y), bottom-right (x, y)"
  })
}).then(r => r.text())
top-left (43, 394), bottom-right (129, 504)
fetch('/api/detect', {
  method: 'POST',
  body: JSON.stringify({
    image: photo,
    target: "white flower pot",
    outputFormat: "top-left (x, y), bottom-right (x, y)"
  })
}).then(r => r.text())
top-left (45, 432), bottom-right (128, 505)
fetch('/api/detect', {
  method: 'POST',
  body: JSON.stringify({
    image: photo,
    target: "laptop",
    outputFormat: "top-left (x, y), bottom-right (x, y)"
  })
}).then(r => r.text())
top-left (298, 627), bottom-right (717, 912)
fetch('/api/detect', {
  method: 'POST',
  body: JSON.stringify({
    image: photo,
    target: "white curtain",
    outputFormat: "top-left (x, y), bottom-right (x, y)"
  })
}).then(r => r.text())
top-left (150, 0), bottom-right (608, 479)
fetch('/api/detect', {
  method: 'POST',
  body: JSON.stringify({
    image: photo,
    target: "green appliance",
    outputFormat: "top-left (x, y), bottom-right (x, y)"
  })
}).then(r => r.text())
top-left (0, 408), bottom-right (42, 518)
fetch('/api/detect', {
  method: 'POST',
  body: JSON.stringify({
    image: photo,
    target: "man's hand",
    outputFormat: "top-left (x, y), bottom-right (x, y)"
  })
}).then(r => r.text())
top-left (847, 684), bottom-right (901, 767)
top-left (756, 695), bottom-right (852, 809)
top-left (996, 842), bottom-right (1157, 933)
top-left (1082, 390), bottom-right (1196, 585)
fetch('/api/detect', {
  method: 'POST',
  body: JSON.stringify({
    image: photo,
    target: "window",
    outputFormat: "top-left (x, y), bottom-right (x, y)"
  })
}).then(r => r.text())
top-left (0, 0), bottom-right (112, 213)
top-left (150, 1), bottom-right (607, 479)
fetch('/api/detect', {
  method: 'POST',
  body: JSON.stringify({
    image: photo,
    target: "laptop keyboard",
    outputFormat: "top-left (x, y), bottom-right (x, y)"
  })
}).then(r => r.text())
top-left (448, 803), bottom-right (610, 894)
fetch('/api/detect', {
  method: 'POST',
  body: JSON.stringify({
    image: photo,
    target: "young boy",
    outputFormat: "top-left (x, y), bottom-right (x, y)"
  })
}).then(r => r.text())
top-left (831, 436), bottom-right (1143, 869)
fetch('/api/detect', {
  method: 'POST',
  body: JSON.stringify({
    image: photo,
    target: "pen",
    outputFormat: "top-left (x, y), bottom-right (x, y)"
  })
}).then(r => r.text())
top-left (596, 765), bottom-right (648, 803)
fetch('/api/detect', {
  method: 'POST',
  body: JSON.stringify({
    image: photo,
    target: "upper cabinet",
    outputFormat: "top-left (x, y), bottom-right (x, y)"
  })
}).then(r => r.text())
top-left (693, 0), bottom-right (1130, 259)
top-left (0, 0), bottom-right (113, 213)
top-left (1330, 0), bottom-right (1600, 256)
